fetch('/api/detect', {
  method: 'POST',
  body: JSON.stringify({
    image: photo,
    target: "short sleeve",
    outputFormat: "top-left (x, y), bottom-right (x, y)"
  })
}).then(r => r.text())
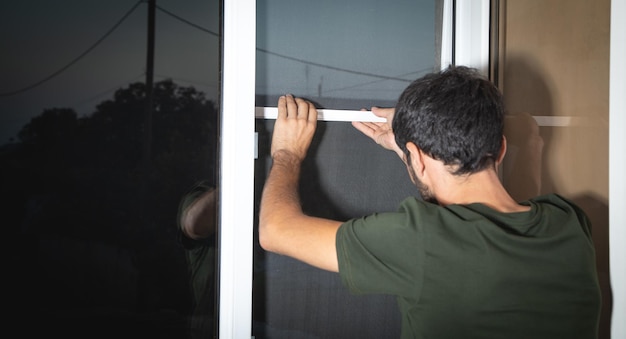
top-left (336, 198), bottom-right (426, 299)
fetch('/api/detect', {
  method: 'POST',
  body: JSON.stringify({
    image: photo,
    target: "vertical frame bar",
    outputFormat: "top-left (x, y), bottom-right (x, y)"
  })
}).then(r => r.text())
top-left (219, 0), bottom-right (255, 337)
top-left (455, 0), bottom-right (491, 74)
top-left (440, 0), bottom-right (454, 69)
top-left (610, 1), bottom-right (626, 337)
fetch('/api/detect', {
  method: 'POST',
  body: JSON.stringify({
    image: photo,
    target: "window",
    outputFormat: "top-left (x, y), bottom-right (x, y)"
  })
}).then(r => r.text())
top-left (219, 0), bottom-right (491, 336)
top-left (253, 2), bottom-right (442, 337)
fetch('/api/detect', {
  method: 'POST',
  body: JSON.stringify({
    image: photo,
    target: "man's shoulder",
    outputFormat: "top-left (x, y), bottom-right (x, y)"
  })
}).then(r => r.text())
top-left (529, 193), bottom-right (588, 216)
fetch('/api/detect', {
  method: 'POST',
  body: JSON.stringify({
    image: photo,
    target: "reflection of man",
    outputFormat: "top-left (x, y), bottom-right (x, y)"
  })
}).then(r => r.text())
top-left (177, 180), bottom-right (217, 339)
top-left (503, 112), bottom-right (546, 202)
top-left (259, 66), bottom-right (601, 338)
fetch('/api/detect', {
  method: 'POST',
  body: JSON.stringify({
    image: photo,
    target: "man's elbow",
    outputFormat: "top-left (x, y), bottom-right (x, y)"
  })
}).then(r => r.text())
top-left (258, 221), bottom-right (274, 252)
top-left (258, 217), bottom-right (283, 253)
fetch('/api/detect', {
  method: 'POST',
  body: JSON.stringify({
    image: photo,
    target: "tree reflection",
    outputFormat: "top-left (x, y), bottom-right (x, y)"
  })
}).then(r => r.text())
top-left (3, 80), bottom-right (218, 338)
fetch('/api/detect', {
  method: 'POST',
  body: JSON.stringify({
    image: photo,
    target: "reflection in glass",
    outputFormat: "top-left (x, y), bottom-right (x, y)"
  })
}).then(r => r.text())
top-left (2, 1), bottom-right (221, 337)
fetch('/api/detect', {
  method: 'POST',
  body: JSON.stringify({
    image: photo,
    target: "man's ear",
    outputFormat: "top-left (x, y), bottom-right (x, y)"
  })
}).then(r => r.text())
top-left (496, 136), bottom-right (507, 165)
top-left (405, 142), bottom-right (425, 176)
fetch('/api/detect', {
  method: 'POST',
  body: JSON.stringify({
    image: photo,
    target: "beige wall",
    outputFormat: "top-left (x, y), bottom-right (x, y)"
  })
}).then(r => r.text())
top-left (499, 0), bottom-right (611, 337)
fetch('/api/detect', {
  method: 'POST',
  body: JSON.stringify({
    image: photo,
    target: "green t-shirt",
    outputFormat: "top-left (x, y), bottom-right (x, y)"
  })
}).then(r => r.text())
top-left (336, 194), bottom-right (601, 339)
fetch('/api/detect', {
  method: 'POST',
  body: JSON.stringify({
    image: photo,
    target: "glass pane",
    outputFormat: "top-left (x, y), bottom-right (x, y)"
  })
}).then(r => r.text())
top-left (253, 0), bottom-right (440, 337)
top-left (500, 1), bottom-right (611, 336)
top-left (1, 1), bottom-right (221, 338)
top-left (256, 0), bottom-right (440, 109)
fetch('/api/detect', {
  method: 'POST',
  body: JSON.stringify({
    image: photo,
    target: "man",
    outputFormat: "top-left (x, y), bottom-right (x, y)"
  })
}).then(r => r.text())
top-left (259, 66), bottom-right (601, 338)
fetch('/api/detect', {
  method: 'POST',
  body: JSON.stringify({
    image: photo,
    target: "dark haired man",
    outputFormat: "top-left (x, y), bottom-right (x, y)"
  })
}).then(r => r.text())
top-left (259, 66), bottom-right (601, 338)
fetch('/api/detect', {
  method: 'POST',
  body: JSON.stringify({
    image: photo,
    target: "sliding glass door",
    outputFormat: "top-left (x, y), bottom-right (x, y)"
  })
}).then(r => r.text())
top-left (219, 0), bottom-right (491, 337)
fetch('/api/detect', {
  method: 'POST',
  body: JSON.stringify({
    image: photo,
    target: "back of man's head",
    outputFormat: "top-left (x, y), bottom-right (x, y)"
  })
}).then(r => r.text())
top-left (393, 66), bottom-right (505, 175)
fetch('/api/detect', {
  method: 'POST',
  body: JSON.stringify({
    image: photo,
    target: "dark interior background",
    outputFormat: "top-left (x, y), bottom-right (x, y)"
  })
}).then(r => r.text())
top-left (4, 80), bottom-right (219, 338)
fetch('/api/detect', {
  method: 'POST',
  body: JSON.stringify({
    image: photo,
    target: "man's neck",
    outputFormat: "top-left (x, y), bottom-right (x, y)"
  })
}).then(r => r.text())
top-left (434, 169), bottom-right (531, 213)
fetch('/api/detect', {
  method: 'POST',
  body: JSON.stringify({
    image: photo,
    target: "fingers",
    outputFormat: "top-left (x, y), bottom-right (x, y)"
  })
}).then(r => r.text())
top-left (296, 97), bottom-right (310, 119)
top-left (351, 121), bottom-right (373, 138)
top-left (352, 121), bottom-right (385, 139)
top-left (277, 94), bottom-right (299, 119)
top-left (371, 106), bottom-right (395, 119)
top-left (307, 100), bottom-right (317, 122)
top-left (278, 94), bottom-right (316, 120)
top-left (277, 95), bottom-right (287, 119)
top-left (286, 94), bottom-right (298, 118)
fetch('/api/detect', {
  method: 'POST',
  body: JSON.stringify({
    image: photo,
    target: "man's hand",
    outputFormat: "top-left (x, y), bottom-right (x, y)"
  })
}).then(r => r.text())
top-left (271, 94), bottom-right (318, 161)
top-left (351, 107), bottom-right (404, 159)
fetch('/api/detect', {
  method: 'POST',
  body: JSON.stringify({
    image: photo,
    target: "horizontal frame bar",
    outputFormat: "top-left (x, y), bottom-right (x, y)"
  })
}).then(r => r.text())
top-left (255, 107), bottom-right (386, 122)
top-left (257, 107), bottom-right (584, 127)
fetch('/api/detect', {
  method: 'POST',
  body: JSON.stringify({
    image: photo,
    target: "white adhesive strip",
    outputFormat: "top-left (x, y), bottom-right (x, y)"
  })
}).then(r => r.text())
top-left (256, 107), bottom-right (584, 127)
top-left (255, 106), bottom-right (387, 122)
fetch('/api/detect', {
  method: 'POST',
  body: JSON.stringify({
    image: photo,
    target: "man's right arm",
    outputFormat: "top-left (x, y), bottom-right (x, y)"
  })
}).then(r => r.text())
top-left (259, 95), bottom-right (342, 272)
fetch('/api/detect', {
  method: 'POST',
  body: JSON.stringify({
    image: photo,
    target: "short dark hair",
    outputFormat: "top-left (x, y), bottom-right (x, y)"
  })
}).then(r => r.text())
top-left (393, 66), bottom-right (505, 175)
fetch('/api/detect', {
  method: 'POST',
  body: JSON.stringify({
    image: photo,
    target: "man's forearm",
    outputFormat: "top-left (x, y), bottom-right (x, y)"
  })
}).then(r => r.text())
top-left (259, 150), bottom-right (304, 252)
top-left (258, 95), bottom-right (341, 271)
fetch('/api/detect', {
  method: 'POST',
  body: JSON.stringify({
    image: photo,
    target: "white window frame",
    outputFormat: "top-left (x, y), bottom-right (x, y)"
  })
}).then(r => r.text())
top-left (610, 1), bottom-right (626, 338)
top-left (454, 0), bottom-right (491, 74)
top-left (219, 0), bottom-right (255, 338)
